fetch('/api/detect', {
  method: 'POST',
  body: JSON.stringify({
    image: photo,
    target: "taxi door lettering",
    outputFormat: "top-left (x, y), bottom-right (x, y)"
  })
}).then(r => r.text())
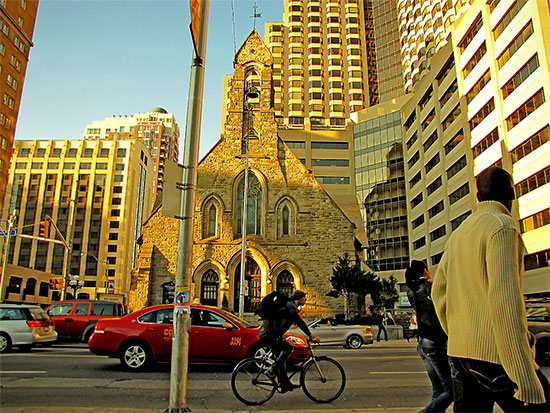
top-left (230, 336), bottom-right (241, 346)
top-left (164, 328), bottom-right (173, 341)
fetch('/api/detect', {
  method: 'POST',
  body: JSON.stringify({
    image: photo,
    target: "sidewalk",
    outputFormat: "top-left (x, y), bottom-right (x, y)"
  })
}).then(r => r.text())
top-left (7, 408), bottom-right (427, 413)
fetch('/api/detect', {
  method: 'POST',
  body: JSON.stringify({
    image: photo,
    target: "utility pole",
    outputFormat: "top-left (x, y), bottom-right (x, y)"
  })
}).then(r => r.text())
top-left (167, 1), bottom-right (209, 411)
top-left (0, 209), bottom-right (17, 302)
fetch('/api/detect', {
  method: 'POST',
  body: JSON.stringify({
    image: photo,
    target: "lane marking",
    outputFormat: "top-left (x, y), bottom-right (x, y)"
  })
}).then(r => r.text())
top-left (1, 371), bottom-right (48, 374)
top-left (370, 371), bottom-right (426, 374)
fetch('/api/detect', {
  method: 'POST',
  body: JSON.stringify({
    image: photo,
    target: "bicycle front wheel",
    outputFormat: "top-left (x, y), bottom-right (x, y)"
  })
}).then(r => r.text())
top-left (231, 357), bottom-right (276, 405)
top-left (300, 356), bottom-right (346, 403)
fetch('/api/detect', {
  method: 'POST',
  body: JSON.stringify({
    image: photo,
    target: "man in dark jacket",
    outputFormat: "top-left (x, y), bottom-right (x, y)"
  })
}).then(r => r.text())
top-left (258, 290), bottom-right (321, 393)
top-left (406, 260), bottom-right (452, 412)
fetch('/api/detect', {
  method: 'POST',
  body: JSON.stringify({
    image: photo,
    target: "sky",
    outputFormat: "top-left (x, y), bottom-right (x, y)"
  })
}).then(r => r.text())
top-left (15, 0), bottom-right (283, 160)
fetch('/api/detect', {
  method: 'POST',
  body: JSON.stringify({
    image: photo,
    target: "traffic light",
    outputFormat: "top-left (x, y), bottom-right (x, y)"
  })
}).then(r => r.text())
top-left (39, 220), bottom-right (49, 238)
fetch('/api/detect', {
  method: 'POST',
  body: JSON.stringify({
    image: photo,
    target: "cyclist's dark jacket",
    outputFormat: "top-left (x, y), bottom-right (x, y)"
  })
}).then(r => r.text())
top-left (259, 300), bottom-right (311, 340)
top-left (407, 278), bottom-right (447, 344)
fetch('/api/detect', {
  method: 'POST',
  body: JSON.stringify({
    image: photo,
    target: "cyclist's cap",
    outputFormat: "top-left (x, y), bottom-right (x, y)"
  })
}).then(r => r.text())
top-left (291, 290), bottom-right (306, 300)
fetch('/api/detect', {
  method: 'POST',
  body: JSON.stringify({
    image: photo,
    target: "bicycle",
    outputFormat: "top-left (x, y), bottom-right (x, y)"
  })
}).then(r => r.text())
top-left (231, 340), bottom-right (346, 405)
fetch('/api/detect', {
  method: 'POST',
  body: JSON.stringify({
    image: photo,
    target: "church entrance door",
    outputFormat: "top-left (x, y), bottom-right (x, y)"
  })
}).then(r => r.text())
top-left (234, 258), bottom-right (261, 313)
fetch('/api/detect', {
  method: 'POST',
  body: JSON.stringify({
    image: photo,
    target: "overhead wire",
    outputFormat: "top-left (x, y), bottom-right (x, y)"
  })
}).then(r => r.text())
top-left (230, 0), bottom-right (237, 56)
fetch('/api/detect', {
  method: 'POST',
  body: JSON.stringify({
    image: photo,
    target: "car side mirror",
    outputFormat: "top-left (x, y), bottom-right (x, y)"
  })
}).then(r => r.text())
top-left (222, 322), bottom-right (234, 330)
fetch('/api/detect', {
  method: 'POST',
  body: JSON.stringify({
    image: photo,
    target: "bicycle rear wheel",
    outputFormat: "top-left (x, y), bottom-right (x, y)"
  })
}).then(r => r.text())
top-left (231, 357), bottom-right (276, 405)
top-left (300, 356), bottom-right (346, 403)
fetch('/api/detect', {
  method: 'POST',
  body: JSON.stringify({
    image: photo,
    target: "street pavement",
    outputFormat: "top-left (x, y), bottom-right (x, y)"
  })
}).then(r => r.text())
top-left (3, 339), bottom-right (547, 413)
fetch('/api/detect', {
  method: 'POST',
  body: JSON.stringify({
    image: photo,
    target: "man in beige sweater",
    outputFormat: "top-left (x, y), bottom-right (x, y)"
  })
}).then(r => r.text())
top-left (432, 167), bottom-right (548, 411)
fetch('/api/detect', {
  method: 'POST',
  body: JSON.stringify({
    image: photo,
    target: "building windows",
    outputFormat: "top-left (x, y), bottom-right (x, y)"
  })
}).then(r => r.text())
top-left (423, 130), bottom-right (438, 152)
top-left (117, 148), bottom-right (127, 157)
top-left (440, 80), bottom-right (458, 107)
top-left (497, 21), bottom-right (533, 69)
top-left (449, 182), bottom-right (469, 204)
top-left (502, 54), bottom-right (539, 99)
top-left (311, 141), bottom-right (348, 149)
top-left (445, 130), bottom-right (464, 155)
top-left (413, 236), bottom-right (426, 250)
top-left (409, 171), bottom-right (422, 189)
top-left (412, 214), bottom-right (425, 229)
top-left (515, 165), bottom-right (550, 197)
top-left (427, 177), bottom-right (442, 195)
top-left (506, 89), bottom-right (545, 130)
top-left (524, 248), bottom-right (550, 271)
top-left (317, 176), bottom-right (350, 184)
top-left (237, 173), bottom-right (262, 235)
top-left (408, 151), bottom-right (420, 169)
top-left (466, 70), bottom-right (491, 104)
top-left (473, 128), bottom-right (499, 157)
top-left (469, 98), bottom-right (494, 131)
top-left (406, 132), bottom-right (418, 150)
top-left (463, 42), bottom-right (486, 78)
top-left (411, 192), bottom-right (423, 208)
top-left (430, 225), bottom-right (446, 242)
top-left (311, 159), bottom-right (349, 167)
top-left (447, 155), bottom-right (467, 180)
top-left (511, 125), bottom-right (549, 163)
top-left (451, 210), bottom-right (472, 231)
top-left (421, 109), bottom-right (435, 131)
top-left (458, 14), bottom-right (483, 51)
top-left (418, 86), bottom-right (433, 111)
top-left (429, 200), bottom-right (444, 218)
top-left (6, 74), bottom-right (17, 91)
top-left (431, 252), bottom-right (444, 265)
top-left (425, 153), bottom-right (440, 174)
top-left (494, 0), bottom-right (528, 38)
top-left (443, 104), bottom-right (461, 130)
top-left (520, 208), bottom-right (549, 233)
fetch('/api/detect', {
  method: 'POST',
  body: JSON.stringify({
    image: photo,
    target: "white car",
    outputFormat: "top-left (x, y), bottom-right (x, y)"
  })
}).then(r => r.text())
top-left (290, 319), bottom-right (374, 349)
top-left (0, 304), bottom-right (58, 353)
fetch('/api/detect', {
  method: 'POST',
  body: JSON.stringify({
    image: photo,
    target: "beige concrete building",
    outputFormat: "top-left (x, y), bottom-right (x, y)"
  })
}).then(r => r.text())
top-left (401, 0), bottom-right (550, 296)
top-left (130, 31), bottom-right (358, 316)
top-left (1, 139), bottom-right (153, 302)
top-left (83, 108), bottom-right (179, 203)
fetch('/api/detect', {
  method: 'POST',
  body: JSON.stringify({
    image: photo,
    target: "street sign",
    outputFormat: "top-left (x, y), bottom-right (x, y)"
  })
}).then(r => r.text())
top-left (0, 231), bottom-right (16, 236)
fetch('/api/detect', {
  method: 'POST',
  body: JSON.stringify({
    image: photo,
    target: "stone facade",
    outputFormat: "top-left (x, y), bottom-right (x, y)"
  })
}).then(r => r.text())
top-left (129, 31), bottom-right (358, 317)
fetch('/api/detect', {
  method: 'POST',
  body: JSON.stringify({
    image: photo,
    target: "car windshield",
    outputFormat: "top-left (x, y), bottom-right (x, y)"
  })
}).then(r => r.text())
top-left (217, 308), bottom-right (258, 328)
top-left (29, 307), bottom-right (51, 321)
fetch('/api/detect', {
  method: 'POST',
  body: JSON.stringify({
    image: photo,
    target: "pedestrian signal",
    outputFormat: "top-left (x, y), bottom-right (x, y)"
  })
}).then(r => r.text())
top-left (39, 220), bottom-right (49, 238)
top-left (50, 277), bottom-right (63, 290)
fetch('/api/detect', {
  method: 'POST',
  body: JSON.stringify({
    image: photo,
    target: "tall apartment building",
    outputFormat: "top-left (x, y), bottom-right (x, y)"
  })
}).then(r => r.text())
top-left (402, 0), bottom-right (550, 296)
top-left (1, 139), bottom-right (153, 302)
top-left (83, 108), bottom-right (179, 202)
top-left (0, 0), bottom-right (39, 214)
top-left (397, 0), bottom-right (474, 93)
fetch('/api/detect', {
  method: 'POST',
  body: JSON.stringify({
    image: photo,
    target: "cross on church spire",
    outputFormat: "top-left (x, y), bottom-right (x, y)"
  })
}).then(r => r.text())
top-left (251, 2), bottom-right (261, 29)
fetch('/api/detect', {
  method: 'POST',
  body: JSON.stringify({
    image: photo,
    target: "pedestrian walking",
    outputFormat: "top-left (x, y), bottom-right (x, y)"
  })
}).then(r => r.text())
top-left (376, 309), bottom-right (388, 342)
top-left (432, 167), bottom-right (548, 411)
top-left (406, 260), bottom-right (453, 412)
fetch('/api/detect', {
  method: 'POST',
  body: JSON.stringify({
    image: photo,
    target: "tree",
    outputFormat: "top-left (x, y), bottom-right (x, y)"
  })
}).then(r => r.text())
top-left (375, 275), bottom-right (400, 311)
top-left (327, 252), bottom-right (376, 319)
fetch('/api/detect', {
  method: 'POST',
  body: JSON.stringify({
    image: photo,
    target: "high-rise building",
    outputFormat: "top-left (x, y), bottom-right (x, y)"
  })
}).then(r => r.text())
top-left (83, 108), bottom-right (179, 202)
top-left (0, 0), bottom-right (39, 214)
top-left (396, 0), bottom-right (473, 92)
top-left (402, 0), bottom-right (550, 296)
top-left (1, 139), bottom-right (153, 302)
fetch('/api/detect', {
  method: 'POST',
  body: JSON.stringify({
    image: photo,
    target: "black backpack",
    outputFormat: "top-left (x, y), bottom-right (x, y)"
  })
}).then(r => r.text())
top-left (254, 291), bottom-right (290, 320)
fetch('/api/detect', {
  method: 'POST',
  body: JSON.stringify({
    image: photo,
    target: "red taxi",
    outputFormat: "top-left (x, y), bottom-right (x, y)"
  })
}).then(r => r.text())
top-left (88, 304), bottom-right (309, 370)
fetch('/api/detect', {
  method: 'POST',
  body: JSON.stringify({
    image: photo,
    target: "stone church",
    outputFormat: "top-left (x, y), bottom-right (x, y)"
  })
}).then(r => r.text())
top-left (129, 31), bottom-right (360, 317)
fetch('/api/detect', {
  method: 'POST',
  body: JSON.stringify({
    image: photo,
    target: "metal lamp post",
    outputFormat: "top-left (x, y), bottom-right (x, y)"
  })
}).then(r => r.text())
top-left (81, 251), bottom-right (108, 298)
top-left (238, 85), bottom-right (259, 318)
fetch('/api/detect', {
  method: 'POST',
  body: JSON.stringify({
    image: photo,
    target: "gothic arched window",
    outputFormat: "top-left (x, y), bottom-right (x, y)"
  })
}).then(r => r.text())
top-left (282, 205), bottom-right (290, 236)
top-left (237, 174), bottom-right (262, 235)
top-left (276, 270), bottom-right (294, 297)
top-left (208, 204), bottom-right (216, 236)
top-left (201, 269), bottom-right (219, 306)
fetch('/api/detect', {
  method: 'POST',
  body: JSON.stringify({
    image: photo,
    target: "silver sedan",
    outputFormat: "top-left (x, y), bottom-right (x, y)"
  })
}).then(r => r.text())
top-left (291, 319), bottom-right (374, 349)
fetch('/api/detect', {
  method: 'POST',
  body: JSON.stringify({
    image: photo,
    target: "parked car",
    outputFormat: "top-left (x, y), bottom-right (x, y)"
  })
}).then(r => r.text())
top-left (46, 300), bottom-right (127, 342)
top-left (290, 318), bottom-right (374, 349)
top-left (0, 304), bottom-right (57, 353)
top-left (88, 304), bottom-right (310, 370)
top-left (526, 301), bottom-right (549, 366)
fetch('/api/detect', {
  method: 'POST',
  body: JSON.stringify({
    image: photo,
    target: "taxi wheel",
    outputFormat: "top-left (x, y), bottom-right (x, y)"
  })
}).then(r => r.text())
top-left (346, 335), bottom-right (362, 349)
top-left (0, 333), bottom-right (12, 353)
top-left (120, 341), bottom-right (152, 371)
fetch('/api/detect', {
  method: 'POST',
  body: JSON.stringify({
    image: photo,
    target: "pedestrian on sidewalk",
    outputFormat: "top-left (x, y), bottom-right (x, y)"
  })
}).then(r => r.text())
top-left (406, 260), bottom-right (452, 412)
top-left (408, 312), bottom-right (418, 342)
top-left (432, 167), bottom-right (548, 411)
top-left (376, 309), bottom-right (388, 342)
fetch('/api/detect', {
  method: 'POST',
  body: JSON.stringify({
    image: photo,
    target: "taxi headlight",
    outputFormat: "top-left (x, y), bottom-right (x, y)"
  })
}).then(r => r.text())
top-left (286, 335), bottom-right (306, 345)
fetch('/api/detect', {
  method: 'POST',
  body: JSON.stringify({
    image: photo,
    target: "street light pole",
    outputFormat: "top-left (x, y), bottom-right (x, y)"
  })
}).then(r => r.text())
top-left (238, 124), bottom-right (250, 318)
top-left (0, 210), bottom-right (17, 303)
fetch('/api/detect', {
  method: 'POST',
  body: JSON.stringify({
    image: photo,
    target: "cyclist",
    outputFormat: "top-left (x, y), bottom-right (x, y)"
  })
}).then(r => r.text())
top-left (258, 290), bottom-right (321, 393)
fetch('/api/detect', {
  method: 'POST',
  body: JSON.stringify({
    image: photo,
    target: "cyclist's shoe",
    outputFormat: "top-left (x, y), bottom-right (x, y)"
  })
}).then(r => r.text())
top-left (279, 383), bottom-right (299, 394)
